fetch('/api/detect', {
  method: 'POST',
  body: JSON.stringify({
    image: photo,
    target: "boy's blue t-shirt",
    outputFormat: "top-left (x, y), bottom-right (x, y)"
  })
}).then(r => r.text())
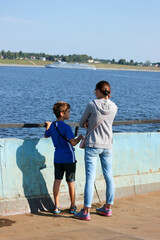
top-left (45, 121), bottom-right (76, 163)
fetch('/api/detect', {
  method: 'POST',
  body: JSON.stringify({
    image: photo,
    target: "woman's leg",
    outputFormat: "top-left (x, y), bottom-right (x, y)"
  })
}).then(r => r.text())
top-left (84, 148), bottom-right (99, 213)
top-left (100, 149), bottom-right (115, 207)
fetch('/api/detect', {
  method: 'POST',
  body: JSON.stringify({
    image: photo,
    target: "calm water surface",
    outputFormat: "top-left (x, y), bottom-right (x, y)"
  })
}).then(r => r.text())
top-left (0, 66), bottom-right (160, 138)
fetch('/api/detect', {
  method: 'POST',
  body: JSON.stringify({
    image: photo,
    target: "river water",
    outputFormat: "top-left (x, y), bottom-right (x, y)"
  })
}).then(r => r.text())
top-left (0, 66), bottom-right (160, 138)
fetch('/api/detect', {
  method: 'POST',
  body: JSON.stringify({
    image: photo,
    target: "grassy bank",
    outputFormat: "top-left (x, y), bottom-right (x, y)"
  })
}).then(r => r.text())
top-left (0, 59), bottom-right (52, 66)
top-left (0, 59), bottom-right (160, 71)
top-left (93, 63), bottom-right (160, 71)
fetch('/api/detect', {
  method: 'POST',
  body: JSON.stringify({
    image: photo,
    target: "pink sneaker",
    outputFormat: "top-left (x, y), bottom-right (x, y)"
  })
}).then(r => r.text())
top-left (74, 209), bottom-right (90, 220)
top-left (96, 205), bottom-right (112, 216)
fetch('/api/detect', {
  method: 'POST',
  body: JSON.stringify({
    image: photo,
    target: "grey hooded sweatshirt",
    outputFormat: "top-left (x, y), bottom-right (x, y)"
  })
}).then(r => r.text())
top-left (79, 99), bottom-right (118, 149)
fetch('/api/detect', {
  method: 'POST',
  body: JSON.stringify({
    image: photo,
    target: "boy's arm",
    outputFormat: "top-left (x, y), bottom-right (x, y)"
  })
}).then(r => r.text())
top-left (69, 135), bottom-right (84, 146)
top-left (44, 121), bottom-right (52, 138)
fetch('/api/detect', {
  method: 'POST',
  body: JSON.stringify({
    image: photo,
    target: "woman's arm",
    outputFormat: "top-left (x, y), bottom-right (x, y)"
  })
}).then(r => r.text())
top-left (79, 103), bottom-right (91, 128)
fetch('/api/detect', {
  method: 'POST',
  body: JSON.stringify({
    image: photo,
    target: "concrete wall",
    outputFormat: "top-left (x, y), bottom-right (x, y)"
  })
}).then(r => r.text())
top-left (0, 132), bottom-right (160, 216)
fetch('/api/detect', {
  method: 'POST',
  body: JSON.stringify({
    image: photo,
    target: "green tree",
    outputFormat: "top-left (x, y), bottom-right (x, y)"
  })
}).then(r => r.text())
top-left (1, 50), bottom-right (7, 58)
top-left (7, 51), bottom-right (12, 59)
top-left (18, 51), bottom-right (23, 58)
top-left (111, 59), bottom-right (115, 64)
top-left (118, 59), bottom-right (126, 65)
top-left (129, 59), bottom-right (134, 65)
top-left (61, 55), bottom-right (67, 62)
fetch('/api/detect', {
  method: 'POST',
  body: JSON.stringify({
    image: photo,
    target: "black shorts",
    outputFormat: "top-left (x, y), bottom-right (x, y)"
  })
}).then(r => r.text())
top-left (54, 162), bottom-right (76, 182)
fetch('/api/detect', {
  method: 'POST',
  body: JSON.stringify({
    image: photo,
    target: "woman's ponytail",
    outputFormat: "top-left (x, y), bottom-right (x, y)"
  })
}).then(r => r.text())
top-left (95, 81), bottom-right (111, 98)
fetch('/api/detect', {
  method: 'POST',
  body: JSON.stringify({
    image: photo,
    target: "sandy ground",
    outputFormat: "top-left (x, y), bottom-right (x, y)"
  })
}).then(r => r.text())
top-left (0, 192), bottom-right (160, 240)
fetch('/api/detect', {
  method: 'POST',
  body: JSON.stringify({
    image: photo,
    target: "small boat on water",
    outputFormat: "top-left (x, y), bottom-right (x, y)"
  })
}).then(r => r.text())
top-left (45, 61), bottom-right (96, 70)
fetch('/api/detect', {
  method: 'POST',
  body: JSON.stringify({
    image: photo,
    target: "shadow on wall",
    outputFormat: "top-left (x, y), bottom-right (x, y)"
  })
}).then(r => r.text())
top-left (16, 139), bottom-right (54, 213)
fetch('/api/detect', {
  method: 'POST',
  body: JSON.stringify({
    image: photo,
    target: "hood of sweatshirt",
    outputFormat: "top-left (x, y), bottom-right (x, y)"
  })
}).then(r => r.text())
top-left (93, 99), bottom-right (116, 115)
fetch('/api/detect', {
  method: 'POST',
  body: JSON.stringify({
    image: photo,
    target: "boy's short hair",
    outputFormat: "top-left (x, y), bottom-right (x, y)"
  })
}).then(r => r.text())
top-left (53, 102), bottom-right (70, 118)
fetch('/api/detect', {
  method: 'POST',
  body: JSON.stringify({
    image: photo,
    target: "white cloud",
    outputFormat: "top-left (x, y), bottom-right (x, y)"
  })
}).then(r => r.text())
top-left (0, 16), bottom-right (35, 24)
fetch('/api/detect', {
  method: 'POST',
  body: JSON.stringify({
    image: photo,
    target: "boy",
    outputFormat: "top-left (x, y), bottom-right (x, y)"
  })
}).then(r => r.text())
top-left (44, 101), bottom-right (83, 214)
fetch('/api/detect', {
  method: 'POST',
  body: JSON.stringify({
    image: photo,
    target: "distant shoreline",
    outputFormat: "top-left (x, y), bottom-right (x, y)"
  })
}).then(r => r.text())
top-left (0, 63), bottom-right (44, 68)
top-left (96, 67), bottom-right (160, 72)
top-left (0, 63), bottom-right (160, 73)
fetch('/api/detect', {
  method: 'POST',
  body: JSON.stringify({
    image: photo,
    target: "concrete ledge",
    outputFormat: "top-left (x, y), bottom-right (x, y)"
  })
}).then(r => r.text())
top-left (0, 132), bottom-right (160, 216)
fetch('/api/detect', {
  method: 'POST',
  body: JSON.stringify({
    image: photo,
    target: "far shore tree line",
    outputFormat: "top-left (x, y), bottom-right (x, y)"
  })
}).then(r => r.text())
top-left (0, 50), bottom-right (160, 67)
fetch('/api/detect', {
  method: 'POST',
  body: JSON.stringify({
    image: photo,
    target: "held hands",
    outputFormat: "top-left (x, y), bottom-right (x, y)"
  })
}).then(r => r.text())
top-left (84, 121), bottom-right (88, 129)
top-left (70, 134), bottom-right (84, 146)
top-left (79, 135), bottom-right (84, 140)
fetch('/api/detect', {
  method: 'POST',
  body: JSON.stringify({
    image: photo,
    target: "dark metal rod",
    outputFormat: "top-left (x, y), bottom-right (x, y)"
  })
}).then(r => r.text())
top-left (0, 123), bottom-right (45, 128)
top-left (113, 119), bottom-right (160, 126)
top-left (0, 119), bottom-right (160, 128)
top-left (75, 126), bottom-right (79, 137)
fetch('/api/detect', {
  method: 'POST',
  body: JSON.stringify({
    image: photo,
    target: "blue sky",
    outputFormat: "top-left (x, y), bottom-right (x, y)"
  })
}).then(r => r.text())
top-left (0, 0), bottom-right (160, 62)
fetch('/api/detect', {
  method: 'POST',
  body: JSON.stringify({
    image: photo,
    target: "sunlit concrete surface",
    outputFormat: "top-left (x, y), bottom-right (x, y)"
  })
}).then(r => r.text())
top-left (0, 192), bottom-right (160, 240)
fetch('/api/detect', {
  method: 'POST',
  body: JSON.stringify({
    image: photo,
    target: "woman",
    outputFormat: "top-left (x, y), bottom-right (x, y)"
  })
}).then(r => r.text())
top-left (74, 81), bottom-right (118, 220)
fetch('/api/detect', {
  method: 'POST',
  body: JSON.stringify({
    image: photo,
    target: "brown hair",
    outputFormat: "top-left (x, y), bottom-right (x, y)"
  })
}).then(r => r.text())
top-left (95, 81), bottom-right (111, 98)
top-left (53, 102), bottom-right (70, 118)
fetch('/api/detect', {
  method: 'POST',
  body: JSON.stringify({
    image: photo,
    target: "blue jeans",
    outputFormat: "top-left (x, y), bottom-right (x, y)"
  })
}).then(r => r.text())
top-left (84, 147), bottom-right (115, 208)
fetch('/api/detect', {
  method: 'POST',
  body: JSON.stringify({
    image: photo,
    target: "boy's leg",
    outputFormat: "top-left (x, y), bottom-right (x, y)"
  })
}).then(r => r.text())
top-left (67, 181), bottom-right (75, 207)
top-left (54, 163), bottom-right (64, 210)
top-left (53, 179), bottom-right (61, 209)
top-left (65, 162), bottom-right (76, 208)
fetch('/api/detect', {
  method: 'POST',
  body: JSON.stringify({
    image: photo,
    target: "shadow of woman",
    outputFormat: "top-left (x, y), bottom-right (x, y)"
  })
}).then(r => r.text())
top-left (16, 139), bottom-right (54, 214)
